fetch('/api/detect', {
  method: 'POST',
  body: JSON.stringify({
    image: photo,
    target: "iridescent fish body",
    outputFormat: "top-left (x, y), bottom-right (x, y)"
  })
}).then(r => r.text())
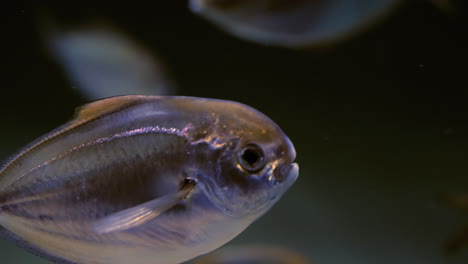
top-left (0, 95), bottom-right (298, 264)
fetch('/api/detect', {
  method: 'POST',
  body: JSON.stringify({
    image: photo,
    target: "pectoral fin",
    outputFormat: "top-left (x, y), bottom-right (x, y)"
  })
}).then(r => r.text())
top-left (93, 179), bottom-right (197, 234)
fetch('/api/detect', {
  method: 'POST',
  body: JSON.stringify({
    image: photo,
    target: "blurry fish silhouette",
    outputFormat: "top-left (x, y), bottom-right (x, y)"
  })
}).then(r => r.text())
top-left (439, 193), bottom-right (468, 255)
top-left (431, 0), bottom-right (457, 14)
top-left (0, 95), bottom-right (298, 264)
top-left (190, 244), bottom-right (311, 264)
top-left (45, 24), bottom-right (174, 100)
top-left (189, 0), bottom-right (399, 47)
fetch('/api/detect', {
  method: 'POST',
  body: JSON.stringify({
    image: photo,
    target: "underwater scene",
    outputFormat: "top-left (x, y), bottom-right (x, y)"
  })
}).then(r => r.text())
top-left (0, 1), bottom-right (467, 263)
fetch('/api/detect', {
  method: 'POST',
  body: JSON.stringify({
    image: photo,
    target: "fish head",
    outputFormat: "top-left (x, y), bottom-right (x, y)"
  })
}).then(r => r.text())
top-left (189, 99), bottom-right (299, 218)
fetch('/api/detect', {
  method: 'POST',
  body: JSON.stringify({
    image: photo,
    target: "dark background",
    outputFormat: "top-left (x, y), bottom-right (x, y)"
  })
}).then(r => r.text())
top-left (1, 1), bottom-right (467, 263)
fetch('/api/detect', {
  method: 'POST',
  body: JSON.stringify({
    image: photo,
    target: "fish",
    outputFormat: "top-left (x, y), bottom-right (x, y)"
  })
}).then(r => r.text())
top-left (189, 0), bottom-right (399, 47)
top-left (0, 95), bottom-right (298, 264)
top-left (45, 24), bottom-right (174, 100)
top-left (439, 193), bottom-right (468, 255)
top-left (431, 0), bottom-right (456, 14)
top-left (190, 244), bottom-right (312, 264)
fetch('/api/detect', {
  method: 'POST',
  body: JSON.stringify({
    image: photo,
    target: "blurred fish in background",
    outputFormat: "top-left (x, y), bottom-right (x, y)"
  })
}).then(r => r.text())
top-left (190, 244), bottom-right (312, 264)
top-left (189, 0), bottom-right (400, 47)
top-left (431, 0), bottom-right (457, 14)
top-left (440, 193), bottom-right (468, 255)
top-left (44, 23), bottom-right (174, 100)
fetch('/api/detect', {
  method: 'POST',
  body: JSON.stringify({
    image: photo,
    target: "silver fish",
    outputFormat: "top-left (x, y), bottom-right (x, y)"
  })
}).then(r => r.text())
top-left (0, 95), bottom-right (298, 264)
top-left (189, 0), bottom-right (398, 47)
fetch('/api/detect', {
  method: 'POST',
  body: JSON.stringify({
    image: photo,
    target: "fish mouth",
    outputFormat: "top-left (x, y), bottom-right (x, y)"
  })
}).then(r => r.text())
top-left (273, 161), bottom-right (299, 186)
top-left (285, 162), bottom-right (299, 186)
top-left (284, 133), bottom-right (297, 183)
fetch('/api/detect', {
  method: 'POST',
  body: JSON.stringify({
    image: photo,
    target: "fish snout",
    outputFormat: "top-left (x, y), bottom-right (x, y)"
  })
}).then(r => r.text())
top-left (273, 162), bottom-right (299, 184)
top-left (273, 134), bottom-right (297, 183)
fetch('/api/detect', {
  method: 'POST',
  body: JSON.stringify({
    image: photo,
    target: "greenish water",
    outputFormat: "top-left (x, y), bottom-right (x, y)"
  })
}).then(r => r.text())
top-left (1, 1), bottom-right (467, 263)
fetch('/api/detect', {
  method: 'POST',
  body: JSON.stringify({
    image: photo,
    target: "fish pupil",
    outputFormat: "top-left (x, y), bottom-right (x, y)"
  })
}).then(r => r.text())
top-left (238, 144), bottom-right (265, 172)
top-left (242, 149), bottom-right (260, 166)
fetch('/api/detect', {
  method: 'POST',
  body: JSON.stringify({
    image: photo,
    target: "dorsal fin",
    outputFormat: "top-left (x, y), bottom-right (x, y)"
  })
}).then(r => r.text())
top-left (73, 95), bottom-right (151, 122)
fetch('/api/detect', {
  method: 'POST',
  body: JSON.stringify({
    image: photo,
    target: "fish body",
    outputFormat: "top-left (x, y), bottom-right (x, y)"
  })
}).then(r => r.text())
top-left (440, 193), bottom-right (468, 255)
top-left (46, 26), bottom-right (174, 100)
top-left (191, 244), bottom-right (311, 264)
top-left (189, 0), bottom-right (398, 47)
top-left (0, 95), bottom-right (298, 264)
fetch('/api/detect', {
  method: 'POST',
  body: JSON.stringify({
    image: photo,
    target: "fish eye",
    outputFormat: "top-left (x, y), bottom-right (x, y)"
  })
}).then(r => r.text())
top-left (237, 144), bottom-right (265, 172)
